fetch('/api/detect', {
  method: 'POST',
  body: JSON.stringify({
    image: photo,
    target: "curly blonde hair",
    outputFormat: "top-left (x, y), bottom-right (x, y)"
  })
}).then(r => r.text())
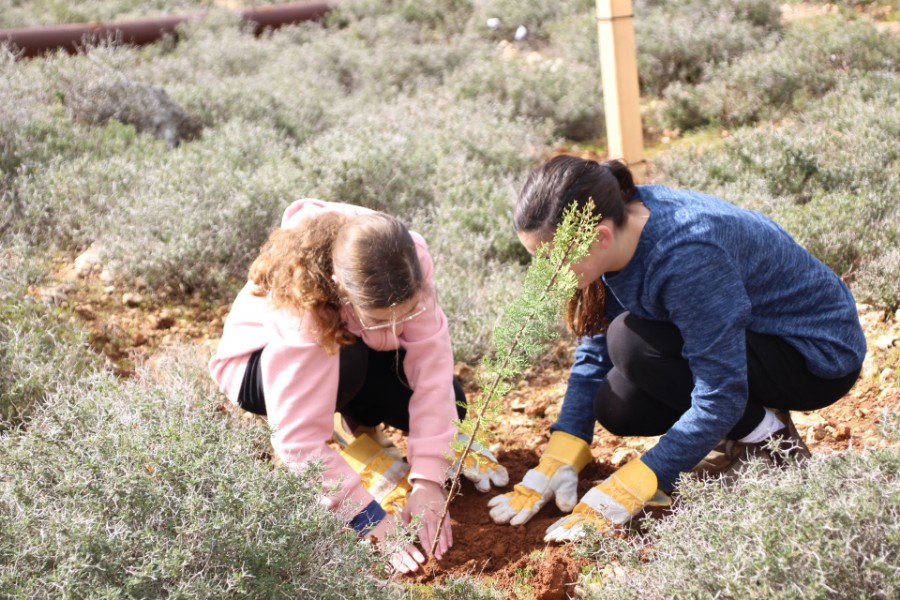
top-left (248, 211), bottom-right (423, 354)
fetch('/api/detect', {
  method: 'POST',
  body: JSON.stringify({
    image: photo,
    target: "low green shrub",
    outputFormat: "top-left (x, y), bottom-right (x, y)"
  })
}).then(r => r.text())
top-left (0, 246), bottom-right (97, 425)
top-left (11, 116), bottom-right (297, 301)
top-left (95, 119), bottom-right (303, 298)
top-left (0, 49), bottom-right (76, 179)
top-left (329, 0), bottom-right (473, 36)
top-left (409, 575), bottom-right (500, 599)
top-left (447, 46), bottom-right (603, 141)
top-left (635, 0), bottom-right (782, 96)
top-left (578, 431), bottom-right (900, 599)
top-left (854, 241), bottom-right (900, 313)
top-left (658, 15), bottom-right (900, 131)
top-left (0, 349), bottom-right (390, 598)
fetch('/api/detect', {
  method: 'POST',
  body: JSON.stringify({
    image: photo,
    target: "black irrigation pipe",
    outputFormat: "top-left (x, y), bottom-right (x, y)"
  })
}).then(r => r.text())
top-left (0, 1), bottom-right (334, 59)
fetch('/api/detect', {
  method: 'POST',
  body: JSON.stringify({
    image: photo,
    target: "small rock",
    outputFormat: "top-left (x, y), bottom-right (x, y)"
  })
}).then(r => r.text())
top-left (454, 361), bottom-right (474, 382)
top-left (527, 434), bottom-right (545, 448)
top-left (122, 292), bottom-right (143, 307)
top-left (73, 245), bottom-right (103, 276)
top-left (874, 335), bottom-right (897, 350)
top-left (74, 305), bottom-right (96, 320)
top-left (99, 268), bottom-right (116, 284)
top-left (524, 399), bottom-right (549, 417)
top-left (792, 412), bottom-right (828, 429)
top-left (34, 284), bottom-right (72, 305)
top-left (879, 386), bottom-right (900, 400)
top-left (133, 332), bottom-right (147, 346)
top-left (154, 311), bottom-right (176, 330)
top-left (806, 423), bottom-right (827, 443)
top-left (835, 424), bottom-right (851, 441)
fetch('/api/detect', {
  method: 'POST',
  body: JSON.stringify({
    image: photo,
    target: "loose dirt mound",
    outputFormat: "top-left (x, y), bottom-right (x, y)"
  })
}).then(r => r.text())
top-left (404, 449), bottom-right (610, 599)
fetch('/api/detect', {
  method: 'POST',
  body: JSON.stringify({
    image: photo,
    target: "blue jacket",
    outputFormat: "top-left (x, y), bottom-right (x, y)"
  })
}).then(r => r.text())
top-left (552, 185), bottom-right (866, 489)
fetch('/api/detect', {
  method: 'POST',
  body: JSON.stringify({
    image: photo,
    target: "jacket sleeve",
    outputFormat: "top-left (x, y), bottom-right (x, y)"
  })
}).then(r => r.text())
top-left (263, 310), bottom-right (375, 512)
top-left (640, 242), bottom-right (752, 490)
top-left (551, 285), bottom-right (625, 443)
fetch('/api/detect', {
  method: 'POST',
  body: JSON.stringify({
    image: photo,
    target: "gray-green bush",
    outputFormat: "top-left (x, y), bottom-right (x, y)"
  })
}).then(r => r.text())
top-left (0, 350), bottom-right (391, 598)
top-left (635, 0), bottom-right (783, 96)
top-left (658, 15), bottom-right (900, 131)
top-left (0, 246), bottom-right (97, 425)
top-left (447, 45), bottom-right (603, 141)
top-left (577, 434), bottom-right (900, 599)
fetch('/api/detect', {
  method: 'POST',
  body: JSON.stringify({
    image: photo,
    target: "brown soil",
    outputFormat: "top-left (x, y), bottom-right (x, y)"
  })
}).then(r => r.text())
top-left (36, 259), bottom-right (900, 599)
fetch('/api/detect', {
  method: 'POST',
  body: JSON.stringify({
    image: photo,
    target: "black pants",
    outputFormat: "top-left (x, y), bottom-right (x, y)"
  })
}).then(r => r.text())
top-left (594, 313), bottom-right (861, 440)
top-left (237, 339), bottom-right (467, 431)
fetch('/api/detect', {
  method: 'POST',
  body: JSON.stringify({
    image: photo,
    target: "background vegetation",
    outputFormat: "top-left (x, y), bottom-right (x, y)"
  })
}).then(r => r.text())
top-left (2, 0), bottom-right (898, 597)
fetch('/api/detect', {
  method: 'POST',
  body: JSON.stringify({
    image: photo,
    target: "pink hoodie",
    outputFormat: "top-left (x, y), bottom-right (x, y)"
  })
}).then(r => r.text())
top-left (209, 199), bottom-right (458, 513)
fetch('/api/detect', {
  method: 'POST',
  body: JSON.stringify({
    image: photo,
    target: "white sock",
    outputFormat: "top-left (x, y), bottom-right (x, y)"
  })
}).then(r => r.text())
top-left (739, 408), bottom-right (785, 444)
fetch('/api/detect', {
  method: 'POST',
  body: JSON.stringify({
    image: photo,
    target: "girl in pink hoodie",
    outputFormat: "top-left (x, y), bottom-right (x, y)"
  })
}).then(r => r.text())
top-left (209, 199), bottom-right (465, 573)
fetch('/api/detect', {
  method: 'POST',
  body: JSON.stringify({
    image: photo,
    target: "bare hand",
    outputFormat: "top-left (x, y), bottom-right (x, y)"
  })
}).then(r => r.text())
top-left (403, 479), bottom-right (452, 560)
top-left (363, 512), bottom-right (426, 575)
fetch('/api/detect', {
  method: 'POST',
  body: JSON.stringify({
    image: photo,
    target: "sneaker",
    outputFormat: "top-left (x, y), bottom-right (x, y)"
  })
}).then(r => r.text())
top-left (691, 409), bottom-right (811, 484)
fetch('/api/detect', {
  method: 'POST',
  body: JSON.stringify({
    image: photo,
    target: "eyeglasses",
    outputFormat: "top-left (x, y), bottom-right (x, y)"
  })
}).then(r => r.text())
top-left (346, 300), bottom-right (428, 331)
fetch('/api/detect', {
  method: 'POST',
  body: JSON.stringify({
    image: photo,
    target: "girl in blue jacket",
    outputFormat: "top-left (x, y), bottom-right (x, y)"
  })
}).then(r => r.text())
top-left (488, 155), bottom-right (866, 542)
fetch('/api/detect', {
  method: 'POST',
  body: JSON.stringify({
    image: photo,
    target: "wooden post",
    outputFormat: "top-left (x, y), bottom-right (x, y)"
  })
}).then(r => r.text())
top-left (596, 0), bottom-right (643, 165)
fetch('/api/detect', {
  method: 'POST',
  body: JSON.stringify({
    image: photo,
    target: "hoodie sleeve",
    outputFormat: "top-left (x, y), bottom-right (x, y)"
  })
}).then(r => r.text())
top-left (392, 236), bottom-right (458, 484)
top-left (262, 309), bottom-right (376, 512)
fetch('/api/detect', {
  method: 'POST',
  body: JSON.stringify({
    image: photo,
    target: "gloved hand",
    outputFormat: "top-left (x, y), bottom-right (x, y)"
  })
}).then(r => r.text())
top-left (544, 457), bottom-right (671, 542)
top-left (451, 432), bottom-right (509, 493)
top-left (340, 432), bottom-right (412, 514)
top-left (488, 431), bottom-right (592, 525)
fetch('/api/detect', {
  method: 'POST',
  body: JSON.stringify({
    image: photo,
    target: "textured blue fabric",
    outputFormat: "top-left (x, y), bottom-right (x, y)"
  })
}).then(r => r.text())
top-left (554, 185), bottom-right (866, 490)
top-left (349, 500), bottom-right (386, 535)
top-left (551, 295), bottom-right (624, 443)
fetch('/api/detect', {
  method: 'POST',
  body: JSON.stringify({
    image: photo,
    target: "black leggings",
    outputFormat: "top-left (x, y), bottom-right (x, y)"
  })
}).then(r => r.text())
top-left (594, 313), bottom-right (861, 440)
top-left (237, 339), bottom-right (467, 431)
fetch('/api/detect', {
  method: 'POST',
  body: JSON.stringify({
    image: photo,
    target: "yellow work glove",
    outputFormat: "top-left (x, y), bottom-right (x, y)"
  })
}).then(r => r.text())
top-left (544, 457), bottom-right (671, 542)
top-left (487, 431), bottom-right (592, 526)
top-left (450, 433), bottom-right (509, 493)
top-left (340, 433), bottom-right (412, 514)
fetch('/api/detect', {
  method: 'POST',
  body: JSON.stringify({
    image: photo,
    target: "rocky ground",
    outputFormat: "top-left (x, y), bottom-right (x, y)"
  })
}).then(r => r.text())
top-left (34, 252), bottom-right (900, 599)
